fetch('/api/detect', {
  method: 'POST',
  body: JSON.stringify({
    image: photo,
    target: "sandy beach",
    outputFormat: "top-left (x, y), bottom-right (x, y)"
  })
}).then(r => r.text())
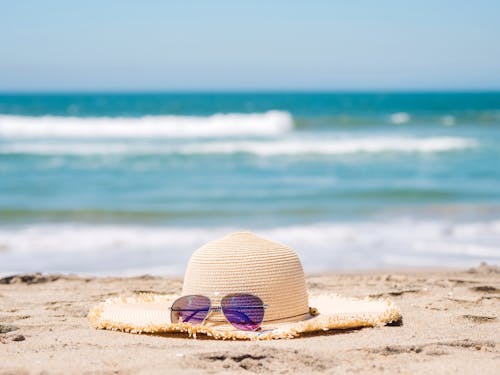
top-left (0, 264), bottom-right (498, 374)
top-left (2, 1), bottom-right (500, 374)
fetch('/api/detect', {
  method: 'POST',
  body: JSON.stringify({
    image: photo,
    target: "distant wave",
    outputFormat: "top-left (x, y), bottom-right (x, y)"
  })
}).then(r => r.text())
top-left (0, 111), bottom-right (293, 138)
top-left (0, 220), bottom-right (499, 275)
top-left (175, 137), bottom-right (476, 156)
top-left (389, 112), bottom-right (411, 124)
top-left (384, 111), bottom-right (500, 126)
top-left (0, 137), bottom-right (477, 156)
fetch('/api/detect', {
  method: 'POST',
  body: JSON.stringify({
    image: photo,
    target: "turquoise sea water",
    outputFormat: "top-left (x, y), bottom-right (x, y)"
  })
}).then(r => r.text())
top-left (0, 93), bottom-right (499, 275)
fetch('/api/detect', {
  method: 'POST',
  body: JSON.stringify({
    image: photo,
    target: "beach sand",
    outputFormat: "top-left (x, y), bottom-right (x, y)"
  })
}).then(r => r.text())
top-left (1, 264), bottom-right (498, 374)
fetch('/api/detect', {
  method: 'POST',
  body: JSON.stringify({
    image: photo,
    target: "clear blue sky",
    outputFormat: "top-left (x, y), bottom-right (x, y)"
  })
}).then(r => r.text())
top-left (1, 0), bottom-right (499, 91)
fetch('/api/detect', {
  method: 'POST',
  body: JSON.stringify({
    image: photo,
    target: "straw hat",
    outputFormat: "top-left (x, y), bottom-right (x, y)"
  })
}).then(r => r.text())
top-left (88, 232), bottom-right (401, 340)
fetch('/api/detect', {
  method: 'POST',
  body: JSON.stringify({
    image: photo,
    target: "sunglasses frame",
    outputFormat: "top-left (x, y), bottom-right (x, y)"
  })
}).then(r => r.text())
top-left (170, 293), bottom-right (268, 331)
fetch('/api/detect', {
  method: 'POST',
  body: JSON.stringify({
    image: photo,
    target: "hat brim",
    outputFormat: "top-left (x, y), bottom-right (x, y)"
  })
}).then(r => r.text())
top-left (88, 293), bottom-right (401, 340)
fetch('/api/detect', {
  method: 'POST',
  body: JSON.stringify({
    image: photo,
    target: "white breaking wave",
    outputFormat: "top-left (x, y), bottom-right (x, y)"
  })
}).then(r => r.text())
top-left (0, 111), bottom-right (293, 138)
top-left (176, 137), bottom-right (476, 156)
top-left (390, 112), bottom-right (411, 124)
top-left (0, 137), bottom-right (477, 156)
top-left (0, 220), bottom-right (499, 276)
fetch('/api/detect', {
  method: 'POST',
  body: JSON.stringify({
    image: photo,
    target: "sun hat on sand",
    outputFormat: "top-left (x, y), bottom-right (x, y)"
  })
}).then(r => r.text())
top-left (88, 231), bottom-right (401, 340)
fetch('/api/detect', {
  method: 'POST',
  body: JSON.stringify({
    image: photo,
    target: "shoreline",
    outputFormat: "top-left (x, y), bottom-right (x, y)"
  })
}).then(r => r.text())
top-left (1, 265), bottom-right (499, 374)
top-left (0, 264), bottom-right (481, 281)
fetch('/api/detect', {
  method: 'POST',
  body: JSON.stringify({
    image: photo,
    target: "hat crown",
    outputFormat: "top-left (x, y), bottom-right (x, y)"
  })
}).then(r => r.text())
top-left (182, 231), bottom-right (309, 322)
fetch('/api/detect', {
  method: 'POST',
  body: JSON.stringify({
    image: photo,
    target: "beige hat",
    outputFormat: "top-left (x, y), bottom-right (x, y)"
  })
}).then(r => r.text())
top-left (88, 232), bottom-right (401, 340)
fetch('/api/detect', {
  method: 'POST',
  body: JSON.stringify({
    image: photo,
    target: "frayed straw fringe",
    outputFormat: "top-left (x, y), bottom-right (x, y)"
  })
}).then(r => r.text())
top-left (88, 293), bottom-right (401, 340)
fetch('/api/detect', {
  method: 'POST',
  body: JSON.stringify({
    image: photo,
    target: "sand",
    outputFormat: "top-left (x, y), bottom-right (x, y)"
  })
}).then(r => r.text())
top-left (0, 264), bottom-right (499, 374)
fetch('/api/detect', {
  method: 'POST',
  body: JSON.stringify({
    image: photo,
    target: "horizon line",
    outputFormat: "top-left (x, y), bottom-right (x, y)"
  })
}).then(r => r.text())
top-left (1, 88), bottom-right (500, 95)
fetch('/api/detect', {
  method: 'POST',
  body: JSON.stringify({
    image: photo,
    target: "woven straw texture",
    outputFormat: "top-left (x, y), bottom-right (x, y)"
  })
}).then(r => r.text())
top-left (182, 231), bottom-right (309, 322)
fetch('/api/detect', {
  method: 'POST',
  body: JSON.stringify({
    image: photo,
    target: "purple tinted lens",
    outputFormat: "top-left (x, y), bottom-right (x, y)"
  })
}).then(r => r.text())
top-left (221, 293), bottom-right (265, 331)
top-left (171, 295), bottom-right (210, 325)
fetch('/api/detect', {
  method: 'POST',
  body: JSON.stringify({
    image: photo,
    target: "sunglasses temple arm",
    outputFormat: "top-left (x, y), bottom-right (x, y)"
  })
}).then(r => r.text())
top-left (223, 309), bottom-right (254, 325)
top-left (201, 309), bottom-right (214, 325)
top-left (180, 309), bottom-right (210, 324)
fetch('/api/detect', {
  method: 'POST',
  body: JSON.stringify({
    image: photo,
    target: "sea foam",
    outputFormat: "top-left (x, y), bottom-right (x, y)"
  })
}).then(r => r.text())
top-left (0, 137), bottom-right (477, 156)
top-left (390, 112), bottom-right (411, 124)
top-left (0, 220), bottom-right (499, 276)
top-left (0, 111), bottom-right (293, 138)
top-left (175, 137), bottom-right (476, 156)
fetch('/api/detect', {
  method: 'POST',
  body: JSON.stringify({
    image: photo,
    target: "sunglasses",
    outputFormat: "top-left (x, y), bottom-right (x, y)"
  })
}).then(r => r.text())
top-left (170, 293), bottom-right (267, 331)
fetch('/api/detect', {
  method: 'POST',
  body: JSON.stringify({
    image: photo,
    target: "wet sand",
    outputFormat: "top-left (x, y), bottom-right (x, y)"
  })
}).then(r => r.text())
top-left (0, 264), bottom-right (499, 374)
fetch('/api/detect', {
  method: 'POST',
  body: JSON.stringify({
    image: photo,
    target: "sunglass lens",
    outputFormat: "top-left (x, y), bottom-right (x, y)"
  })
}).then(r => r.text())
top-left (221, 293), bottom-right (265, 331)
top-left (170, 295), bottom-right (211, 325)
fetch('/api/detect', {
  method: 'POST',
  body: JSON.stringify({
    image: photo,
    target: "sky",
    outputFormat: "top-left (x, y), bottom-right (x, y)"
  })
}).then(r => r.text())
top-left (1, 0), bottom-right (500, 91)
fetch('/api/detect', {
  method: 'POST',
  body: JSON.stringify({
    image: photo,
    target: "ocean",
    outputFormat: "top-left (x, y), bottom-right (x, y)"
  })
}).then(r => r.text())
top-left (0, 92), bottom-right (499, 276)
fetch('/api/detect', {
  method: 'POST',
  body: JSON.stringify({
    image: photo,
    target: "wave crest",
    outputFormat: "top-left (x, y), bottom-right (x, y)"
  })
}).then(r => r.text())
top-left (1, 220), bottom-right (499, 275)
top-left (0, 111), bottom-right (293, 138)
top-left (0, 137), bottom-right (477, 156)
top-left (176, 137), bottom-right (476, 156)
